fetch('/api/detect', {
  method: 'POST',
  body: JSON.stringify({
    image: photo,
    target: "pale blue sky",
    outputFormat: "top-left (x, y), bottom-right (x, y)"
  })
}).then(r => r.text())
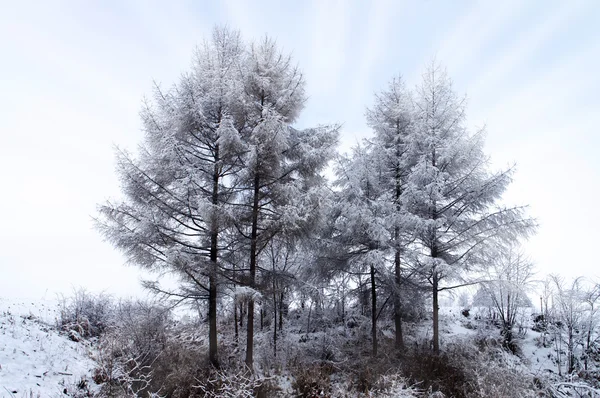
top-left (1, 1), bottom-right (599, 298)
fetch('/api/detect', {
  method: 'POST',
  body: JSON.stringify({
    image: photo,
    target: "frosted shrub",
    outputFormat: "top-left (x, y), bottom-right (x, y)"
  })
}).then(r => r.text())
top-left (291, 363), bottom-right (333, 397)
top-left (194, 367), bottom-right (267, 398)
top-left (58, 288), bottom-right (113, 339)
top-left (402, 338), bottom-right (541, 397)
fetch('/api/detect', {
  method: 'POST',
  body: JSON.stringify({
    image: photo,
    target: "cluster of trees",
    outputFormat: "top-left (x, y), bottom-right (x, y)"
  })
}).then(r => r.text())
top-left (471, 256), bottom-right (600, 377)
top-left (472, 246), bottom-right (535, 349)
top-left (96, 26), bottom-right (534, 370)
top-left (539, 276), bottom-right (600, 376)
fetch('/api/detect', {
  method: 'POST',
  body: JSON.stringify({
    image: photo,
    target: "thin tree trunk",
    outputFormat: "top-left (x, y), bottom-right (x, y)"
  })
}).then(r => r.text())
top-left (358, 275), bottom-right (365, 316)
top-left (234, 297), bottom-right (238, 345)
top-left (341, 278), bottom-right (346, 326)
top-left (279, 292), bottom-right (284, 332)
top-left (430, 140), bottom-right (440, 354)
top-left (568, 331), bottom-right (575, 374)
top-left (208, 145), bottom-right (220, 368)
top-left (307, 300), bottom-right (312, 334)
top-left (585, 315), bottom-right (592, 371)
top-left (208, 272), bottom-right (218, 366)
top-left (260, 307), bottom-right (264, 331)
top-left (246, 300), bottom-right (255, 369)
top-left (371, 264), bottom-right (378, 357)
top-left (233, 262), bottom-right (239, 345)
top-left (433, 273), bottom-right (439, 354)
top-left (393, 122), bottom-right (404, 351)
top-left (245, 172), bottom-right (260, 369)
top-left (273, 288), bottom-right (277, 358)
top-left (394, 247), bottom-right (404, 351)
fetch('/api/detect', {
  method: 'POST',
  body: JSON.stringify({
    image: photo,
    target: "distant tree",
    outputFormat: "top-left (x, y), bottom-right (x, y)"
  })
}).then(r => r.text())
top-left (474, 245), bottom-right (534, 349)
top-left (261, 237), bottom-right (304, 357)
top-left (457, 291), bottom-right (471, 309)
top-left (550, 275), bottom-right (587, 375)
top-left (402, 62), bottom-right (535, 353)
top-left (582, 282), bottom-right (600, 371)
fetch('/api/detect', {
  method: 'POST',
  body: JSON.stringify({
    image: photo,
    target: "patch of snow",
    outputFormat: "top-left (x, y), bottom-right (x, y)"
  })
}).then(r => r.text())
top-left (0, 298), bottom-right (97, 397)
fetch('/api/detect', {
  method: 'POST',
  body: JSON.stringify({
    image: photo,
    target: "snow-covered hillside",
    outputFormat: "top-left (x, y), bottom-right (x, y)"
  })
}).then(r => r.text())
top-left (0, 298), bottom-right (96, 397)
top-left (438, 306), bottom-right (600, 397)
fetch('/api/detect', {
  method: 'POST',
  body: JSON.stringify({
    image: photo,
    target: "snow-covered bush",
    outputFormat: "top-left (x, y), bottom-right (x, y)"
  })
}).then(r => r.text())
top-left (402, 337), bottom-right (542, 398)
top-left (404, 341), bottom-right (471, 397)
top-left (194, 367), bottom-right (269, 397)
top-left (92, 301), bottom-right (270, 397)
top-left (58, 288), bottom-right (113, 339)
top-left (93, 300), bottom-right (173, 396)
top-left (291, 362), bottom-right (333, 397)
top-left (465, 354), bottom-right (538, 397)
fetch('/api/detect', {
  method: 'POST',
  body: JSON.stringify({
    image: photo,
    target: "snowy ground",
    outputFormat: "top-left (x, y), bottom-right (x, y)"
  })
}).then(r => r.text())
top-left (439, 306), bottom-right (557, 372)
top-left (0, 298), bottom-right (97, 398)
top-left (0, 297), bottom-right (596, 397)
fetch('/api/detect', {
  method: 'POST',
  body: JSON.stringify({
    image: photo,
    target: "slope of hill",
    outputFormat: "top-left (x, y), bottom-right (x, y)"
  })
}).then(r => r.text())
top-left (0, 298), bottom-right (97, 398)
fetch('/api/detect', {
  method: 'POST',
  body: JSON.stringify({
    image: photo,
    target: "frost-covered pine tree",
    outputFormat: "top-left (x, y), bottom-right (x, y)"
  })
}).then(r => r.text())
top-left (402, 62), bottom-right (535, 353)
top-left (235, 37), bottom-right (338, 368)
top-left (96, 27), bottom-right (246, 367)
top-left (330, 145), bottom-right (389, 356)
top-left (365, 75), bottom-right (415, 350)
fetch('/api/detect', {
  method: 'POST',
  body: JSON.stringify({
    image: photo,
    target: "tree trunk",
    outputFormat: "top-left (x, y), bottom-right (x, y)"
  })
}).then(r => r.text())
top-left (568, 331), bottom-right (575, 374)
top-left (260, 307), bottom-right (264, 331)
top-left (279, 292), bottom-right (284, 332)
top-left (585, 322), bottom-right (592, 371)
top-left (371, 264), bottom-right (378, 357)
top-left (394, 247), bottom-right (404, 351)
top-left (208, 146), bottom-right (220, 368)
top-left (430, 142), bottom-right (440, 354)
top-left (358, 275), bottom-right (366, 316)
top-left (307, 300), bottom-right (313, 334)
top-left (245, 172), bottom-right (260, 369)
top-left (432, 272), bottom-right (440, 354)
top-left (341, 280), bottom-right (346, 326)
top-left (246, 300), bottom-right (255, 369)
top-left (208, 272), bottom-right (218, 367)
top-left (234, 297), bottom-right (239, 345)
top-left (393, 123), bottom-right (405, 351)
top-left (273, 289), bottom-right (277, 358)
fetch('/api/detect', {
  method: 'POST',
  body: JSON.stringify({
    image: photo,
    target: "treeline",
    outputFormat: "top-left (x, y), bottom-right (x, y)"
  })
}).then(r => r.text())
top-left (95, 26), bottom-right (535, 374)
top-left (468, 251), bottom-right (600, 376)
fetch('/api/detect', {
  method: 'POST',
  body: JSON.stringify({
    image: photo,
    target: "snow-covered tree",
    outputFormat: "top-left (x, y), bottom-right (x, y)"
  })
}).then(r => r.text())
top-left (234, 37), bottom-right (339, 368)
top-left (329, 145), bottom-right (389, 356)
top-left (96, 27), bottom-right (246, 367)
top-left (261, 237), bottom-right (305, 357)
top-left (581, 282), bottom-right (600, 371)
top-left (365, 75), bottom-right (415, 350)
top-left (550, 275), bottom-right (588, 375)
top-left (97, 30), bottom-right (338, 370)
top-left (402, 62), bottom-right (535, 353)
top-left (474, 245), bottom-right (534, 348)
